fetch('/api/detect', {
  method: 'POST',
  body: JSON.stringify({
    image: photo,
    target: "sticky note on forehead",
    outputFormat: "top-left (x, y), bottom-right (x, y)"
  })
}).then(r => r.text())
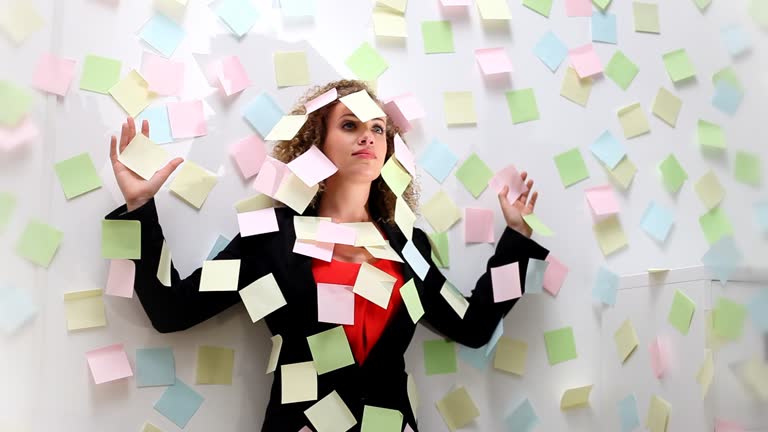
top-left (339, 89), bottom-right (386, 122)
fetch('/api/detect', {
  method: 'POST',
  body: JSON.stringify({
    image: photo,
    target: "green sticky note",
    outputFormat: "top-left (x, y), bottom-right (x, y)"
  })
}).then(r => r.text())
top-left (307, 326), bottom-right (355, 374)
top-left (605, 51), bottom-right (639, 90)
top-left (455, 153), bottom-right (494, 198)
top-left (422, 190), bottom-right (462, 233)
top-left (80, 55), bottom-right (122, 94)
top-left (428, 231), bottom-right (450, 268)
top-left (0, 80), bottom-right (33, 127)
top-left (195, 345), bottom-right (235, 384)
top-left (652, 87), bottom-right (682, 127)
top-left (633, 2), bottom-right (660, 33)
top-left (400, 279), bottom-right (425, 323)
top-left (505, 88), bottom-right (540, 124)
top-left (659, 154), bottom-right (688, 193)
top-left (693, 0), bottom-right (711, 10)
top-left (662, 49), bottom-right (696, 83)
top-left (273, 51), bottom-right (311, 87)
top-left (554, 148), bottom-right (589, 187)
top-left (423, 339), bottom-right (457, 375)
top-left (361, 405), bottom-right (404, 432)
top-left (544, 327), bottom-right (577, 365)
top-left (734, 151), bottom-right (761, 185)
top-left (593, 0), bottom-right (612, 10)
top-left (421, 20), bottom-right (454, 54)
top-left (668, 289), bottom-right (695, 335)
top-left (522, 213), bottom-right (555, 236)
top-left (699, 207), bottom-right (733, 245)
top-left (713, 297), bottom-right (747, 340)
top-left (698, 120), bottom-right (725, 150)
top-left (750, 0), bottom-right (768, 28)
top-left (0, 192), bottom-right (16, 233)
top-left (523, 0), bottom-right (553, 17)
top-left (101, 219), bottom-right (141, 259)
top-left (381, 157), bottom-right (412, 197)
top-left (16, 219), bottom-right (63, 267)
top-left (713, 66), bottom-right (743, 90)
top-left (54, 153), bottom-right (102, 200)
top-left (694, 171), bottom-right (725, 210)
top-left (443, 91), bottom-right (477, 125)
top-left (345, 42), bottom-right (388, 81)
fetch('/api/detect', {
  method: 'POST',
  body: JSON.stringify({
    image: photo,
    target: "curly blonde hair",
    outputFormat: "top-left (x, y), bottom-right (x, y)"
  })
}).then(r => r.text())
top-left (271, 79), bottom-right (419, 225)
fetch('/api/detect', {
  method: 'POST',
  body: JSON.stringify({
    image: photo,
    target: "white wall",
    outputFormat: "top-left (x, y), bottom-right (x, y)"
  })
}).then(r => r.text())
top-left (0, 0), bottom-right (766, 431)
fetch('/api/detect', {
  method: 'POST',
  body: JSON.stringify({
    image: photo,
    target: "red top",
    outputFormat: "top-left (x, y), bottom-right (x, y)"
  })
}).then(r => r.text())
top-left (311, 256), bottom-right (405, 365)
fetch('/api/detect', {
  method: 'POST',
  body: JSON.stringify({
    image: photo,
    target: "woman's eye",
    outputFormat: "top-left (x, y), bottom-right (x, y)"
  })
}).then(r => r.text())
top-left (342, 121), bottom-right (355, 130)
top-left (373, 125), bottom-right (384, 134)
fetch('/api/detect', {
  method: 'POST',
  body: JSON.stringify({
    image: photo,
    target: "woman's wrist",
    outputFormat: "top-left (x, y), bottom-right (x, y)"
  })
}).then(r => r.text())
top-left (126, 198), bottom-right (149, 213)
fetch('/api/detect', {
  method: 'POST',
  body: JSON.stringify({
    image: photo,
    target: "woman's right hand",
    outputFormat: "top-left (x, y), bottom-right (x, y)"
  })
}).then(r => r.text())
top-left (110, 117), bottom-right (184, 212)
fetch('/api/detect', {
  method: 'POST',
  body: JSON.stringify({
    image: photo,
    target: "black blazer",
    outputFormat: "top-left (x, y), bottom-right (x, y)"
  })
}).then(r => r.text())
top-left (104, 198), bottom-right (549, 431)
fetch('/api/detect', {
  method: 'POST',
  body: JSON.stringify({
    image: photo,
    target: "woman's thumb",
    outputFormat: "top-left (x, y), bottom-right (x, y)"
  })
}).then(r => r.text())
top-left (151, 158), bottom-right (184, 185)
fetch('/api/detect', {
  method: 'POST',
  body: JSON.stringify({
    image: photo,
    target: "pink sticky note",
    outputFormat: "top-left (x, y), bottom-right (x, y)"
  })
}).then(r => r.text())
top-left (32, 53), bottom-right (76, 96)
top-left (403, 424), bottom-right (415, 432)
top-left (585, 184), bottom-right (619, 216)
top-left (465, 208), bottom-right (495, 243)
top-left (230, 135), bottom-right (267, 179)
top-left (286, 145), bottom-right (338, 187)
top-left (298, 427), bottom-right (313, 432)
top-left (394, 134), bottom-right (416, 177)
top-left (305, 88), bottom-right (338, 114)
top-left (168, 100), bottom-right (207, 138)
top-left (715, 419), bottom-right (744, 432)
top-left (317, 283), bottom-right (354, 325)
top-left (569, 44), bottom-right (603, 78)
top-left (441, 0), bottom-right (472, 5)
top-left (316, 221), bottom-right (357, 246)
top-left (86, 343), bottom-right (133, 384)
top-left (383, 99), bottom-right (412, 133)
top-left (293, 239), bottom-right (334, 261)
top-left (105, 259), bottom-right (135, 298)
top-left (489, 165), bottom-right (529, 204)
top-left (217, 56), bottom-right (250, 96)
top-left (475, 48), bottom-right (514, 75)
top-left (491, 261), bottom-right (521, 302)
top-left (0, 116), bottom-right (39, 151)
top-left (141, 52), bottom-right (184, 96)
top-left (543, 253), bottom-right (568, 296)
top-left (390, 93), bottom-right (425, 121)
top-left (649, 336), bottom-right (669, 379)
top-left (253, 157), bottom-right (289, 198)
top-left (238, 207), bottom-right (279, 237)
top-left (565, 0), bottom-right (593, 16)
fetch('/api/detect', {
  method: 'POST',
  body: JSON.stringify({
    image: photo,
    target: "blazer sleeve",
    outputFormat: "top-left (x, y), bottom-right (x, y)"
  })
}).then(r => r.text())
top-left (414, 226), bottom-right (550, 348)
top-left (104, 198), bottom-right (247, 334)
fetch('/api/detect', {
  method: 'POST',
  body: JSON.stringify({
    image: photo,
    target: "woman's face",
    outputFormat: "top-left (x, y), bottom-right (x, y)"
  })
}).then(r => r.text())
top-left (321, 101), bottom-right (388, 184)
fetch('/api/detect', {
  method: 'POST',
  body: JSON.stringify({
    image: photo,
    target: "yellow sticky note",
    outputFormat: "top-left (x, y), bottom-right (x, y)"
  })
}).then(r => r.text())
top-left (281, 361), bottom-right (318, 403)
top-left (199, 259), bottom-right (241, 292)
top-left (652, 87), bottom-right (682, 127)
top-left (436, 386), bottom-right (480, 431)
top-left (265, 115), bottom-right (308, 141)
top-left (304, 390), bottom-right (358, 432)
top-left (395, 197), bottom-right (416, 240)
top-left (604, 157), bottom-right (637, 190)
top-left (696, 349), bottom-right (714, 398)
top-left (365, 242), bottom-right (404, 263)
top-left (109, 70), bottom-right (155, 117)
top-left (353, 262), bottom-right (397, 309)
top-left (234, 194), bottom-right (275, 213)
top-left (64, 289), bottom-right (106, 331)
top-left (141, 423), bottom-right (163, 432)
top-left (493, 336), bottom-right (527, 375)
top-left (195, 345), bottom-right (235, 385)
top-left (560, 67), bottom-right (592, 107)
top-left (274, 172), bottom-right (319, 214)
top-left (694, 170), bottom-right (725, 210)
top-left (381, 156), bottom-right (412, 197)
top-left (440, 281), bottom-right (468, 319)
top-left (293, 216), bottom-right (331, 240)
top-left (400, 279), bottom-right (425, 323)
top-left (239, 273), bottom-right (287, 323)
top-left (739, 356), bottom-right (768, 401)
top-left (646, 395), bottom-right (671, 432)
top-left (273, 51), bottom-right (310, 87)
top-left (0, 0), bottom-right (44, 44)
top-left (117, 133), bottom-right (170, 181)
top-left (339, 89), bottom-right (386, 122)
top-left (377, 0), bottom-right (407, 13)
top-left (705, 311), bottom-right (727, 351)
top-left (475, 0), bottom-right (512, 20)
top-left (560, 384), bottom-right (593, 409)
top-left (443, 91), bottom-right (477, 125)
top-left (158, 240), bottom-right (172, 286)
top-left (614, 319), bottom-right (639, 363)
top-left (618, 102), bottom-right (650, 138)
top-left (373, 8), bottom-right (407, 38)
top-left (169, 161), bottom-right (218, 209)
top-left (347, 222), bottom-right (386, 247)
top-left (266, 334), bottom-right (282, 374)
top-left (422, 190), bottom-right (462, 232)
top-left (593, 215), bottom-right (628, 256)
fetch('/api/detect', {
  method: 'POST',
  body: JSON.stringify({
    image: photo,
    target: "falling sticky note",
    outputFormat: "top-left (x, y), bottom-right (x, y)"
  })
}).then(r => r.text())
top-left (641, 201), bottom-right (674, 243)
top-left (493, 337), bottom-right (527, 375)
top-left (614, 319), bottom-right (639, 363)
top-left (713, 297), bottom-right (747, 340)
top-left (109, 70), bottom-right (155, 117)
top-left (142, 53), bottom-right (184, 96)
top-left (534, 32), bottom-right (568, 72)
top-left (435, 387), bottom-right (480, 431)
top-left (304, 390), bottom-right (358, 432)
top-left (590, 131), bottom-right (626, 169)
top-left (491, 262), bottom-right (521, 302)
top-left (633, 2), bottom-right (660, 33)
top-left (54, 153), bottom-right (102, 200)
top-left (0, 284), bottom-right (36, 334)
top-left (554, 147), bottom-right (589, 187)
top-left (239, 273), bottom-right (287, 322)
top-left (353, 262), bottom-right (398, 308)
top-left (694, 171), bottom-right (725, 210)
top-left (339, 89), bottom-right (386, 123)
top-left (662, 49), bottom-right (696, 83)
top-left (418, 139), bottom-right (458, 183)
top-left (605, 157), bottom-right (637, 190)
top-left (505, 88), bottom-right (540, 124)
top-left (0, 0), bottom-right (44, 44)
top-left (238, 207), bottom-right (279, 237)
top-left (505, 398), bottom-right (539, 432)
top-left (199, 259), bottom-right (240, 292)
top-left (475, 48), bottom-right (513, 75)
top-left (464, 208), bottom-right (494, 244)
top-left (652, 87), bottom-right (682, 127)
top-left (154, 378), bottom-right (204, 429)
top-left (424, 339), bottom-right (457, 375)
top-left (243, 92), bottom-right (284, 138)
top-left (230, 135), bottom-right (266, 180)
top-left (428, 231), bottom-right (450, 268)
top-left (421, 190), bottom-right (462, 232)
top-left (265, 115), bottom-right (308, 141)
top-left (618, 395), bottom-right (641, 432)
top-left (696, 349), bottom-right (714, 398)
top-left (32, 53), bottom-right (76, 96)
top-left (523, 0), bottom-right (552, 16)
top-left (734, 151), bottom-right (761, 186)
top-left (617, 103), bottom-right (650, 138)
top-left (396, 197), bottom-right (417, 240)
top-left (422, 20), bottom-right (454, 53)
top-left (560, 67), bottom-right (593, 106)
top-left (668, 289), bottom-right (695, 335)
top-left (139, 13), bottom-right (185, 58)
top-left (593, 266), bottom-right (619, 306)
top-left (64, 289), bottom-right (106, 331)
top-left (403, 240), bottom-right (430, 280)
top-left (305, 88), bottom-right (338, 114)
top-left (106, 259), bottom-right (135, 298)
top-left (441, 281), bottom-right (469, 319)
top-left (136, 347), bottom-right (175, 387)
top-left (101, 219), bottom-right (141, 260)
top-left (544, 326), bottom-right (577, 365)
top-left (701, 236), bottom-right (743, 285)
top-left (286, 145), bottom-right (337, 187)
top-left (317, 283), bottom-right (354, 325)
top-left (649, 336), bottom-right (669, 378)
top-left (585, 184), bottom-right (620, 216)
top-left (214, 0), bottom-right (259, 37)
top-left (282, 361), bottom-right (318, 403)
top-left (213, 55), bottom-right (250, 96)
top-left (593, 215), bottom-right (627, 256)
top-left (523, 213), bottom-right (554, 236)
top-left (566, 0), bottom-right (592, 16)
top-left (721, 24), bottom-right (751, 57)
top-left (275, 170), bottom-right (320, 213)
top-left (524, 258), bottom-right (548, 294)
top-left (456, 153), bottom-right (493, 197)
top-left (400, 279), bottom-right (424, 323)
top-left (168, 100), bottom-right (207, 138)
top-left (699, 207), bottom-right (733, 245)
top-left (0, 81), bottom-right (31, 128)
top-left (560, 385), bottom-right (592, 409)
top-left (712, 80), bottom-right (743, 116)
top-left (361, 406), bottom-right (403, 432)
top-left (646, 395), bottom-right (671, 432)
top-left (605, 51), bottom-right (639, 90)
top-left (195, 345), bottom-right (235, 384)
top-left (592, 12), bottom-right (617, 44)
top-left (273, 51), bottom-right (310, 87)
top-left (16, 219), bottom-right (63, 267)
top-left (569, 44), bottom-right (603, 78)
top-left (79, 55), bottom-right (121, 94)
top-left (659, 154), bottom-right (687, 193)
top-left (490, 164), bottom-right (529, 203)
top-left (86, 343), bottom-right (133, 384)
top-left (381, 157), bottom-right (412, 197)
top-left (372, 9), bottom-right (407, 38)
top-left (136, 105), bottom-right (173, 144)
top-left (443, 91), bottom-right (477, 125)
top-left (698, 119), bottom-right (725, 150)
top-left (266, 335), bottom-right (282, 374)
top-left (169, 161), bottom-right (218, 209)
top-left (346, 42), bottom-right (388, 81)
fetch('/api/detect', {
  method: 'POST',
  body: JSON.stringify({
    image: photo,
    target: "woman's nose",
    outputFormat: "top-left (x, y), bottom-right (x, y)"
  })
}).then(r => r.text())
top-left (358, 130), bottom-right (373, 145)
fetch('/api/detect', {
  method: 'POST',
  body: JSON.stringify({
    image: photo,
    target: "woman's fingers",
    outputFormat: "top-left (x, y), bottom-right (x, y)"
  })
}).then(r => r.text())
top-left (109, 135), bottom-right (118, 164)
top-left (118, 122), bottom-right (128, 152)
top-left (141, 119), bottom-right (150, 138)
top-left (528, 191), bottom-right (539, 211)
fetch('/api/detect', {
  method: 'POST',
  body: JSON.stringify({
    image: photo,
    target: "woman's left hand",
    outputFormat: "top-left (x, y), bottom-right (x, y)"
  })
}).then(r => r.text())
top-left (497, 171), bottom-right (538, 238)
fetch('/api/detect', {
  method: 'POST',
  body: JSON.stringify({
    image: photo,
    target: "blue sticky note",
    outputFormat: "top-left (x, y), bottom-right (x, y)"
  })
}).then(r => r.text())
top-left (505, 398), bottom-right (539, 432)
top-left (243, 92), bottom-right (284, 138)
top-left (139, 14), bottom-right (186, 58)
top-left (701, 236), bottom-right (743, 286)
top-left (524, 258), bottom-right (548, 294)
top-left (756, 201), bottom-right (768, 234)
top-left (640, 201), bottom-right (674, 243)
top-left (458, 344), bottom-right (493, 370)
top-left (136, 105), bottom-right (173, 144)
top-left (712, 80), bottom-right (743, 116)
top-left (154, 378), bottom-right (204, 429)
top-left (403, 240), bottom-right (430, 280)
top-left (721, 25), bottom-right (751, 57)
top-left (207, 235), bottom-right (231, 260)
top-left (593, 266), bottom-right (619, 306)
top-left (748, 289), bottom-right (768, 332)
top-left (534, 31), bottom-right (568, 72)
top-left (215, 0), bottom-right (260, 37)
top-left (591, 12), bottom-right (617, 44)
top-left (417, 139), bottom-right (458, 183)
top-left (618, 394), bottom-right (641, 432)
top-left (136, 347), bottom-right (176, 387)
top-left (485, 319), bottom-right (504, 357)
top-left (0, 284), bottom-right (36, 334)
top-left (590, 130), bottom-right (626, 169)
top-left (281, 0), bottom-right (316, 17)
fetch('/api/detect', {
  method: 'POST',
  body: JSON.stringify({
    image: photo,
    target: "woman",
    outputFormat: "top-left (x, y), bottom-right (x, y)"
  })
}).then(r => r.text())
top-left (105, 80), bottom-right (549, 431)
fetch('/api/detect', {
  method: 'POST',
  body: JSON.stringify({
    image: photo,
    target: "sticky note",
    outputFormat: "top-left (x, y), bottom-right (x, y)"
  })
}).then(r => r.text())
top-left (505, 88), bottom-right (540, 124)
top-left (136, 347), bottom-right (175, 387)
top-left (403, 240), bottom-right (430, 280)
top-left (101, 219), bottom-right (141, 259)
top-left (663, 49), bottom-right (696, 82)
top-left (715, 419), bottom-right (744, 432)
top-left (286, 145), bottom-right (337, 187)
top-left (592, 12), bottom-right (617, 44)
top-left (54, 153), bottom-right (102, 199)
top-left (106, 259), bottom-right (136, 297)
top-left (0, 0), bottom-right (44, 44)
top-left (282, 361), bottom-right (319, 403)
top-left (435, 387), bottom-right (479, 430)
top-left (316, 221), bottom-right (356, 246)
top-left (524, 258), bottom-right (548, 294)
top-left (230, 135), bottom-right (266, 179)
top-left (505, 398), bottom-right (539, 432)
top-left (398, 279), bottom-right (424, 323)
top-left (523, 213), bottom-right (554, 236)
top-left (443, 91), bottom-right (477, 125)
top-left (701, 236), bottom-right (742, 285)
top-left (139, 14), bottom-right (185, 58)
top-left (721, 24), bottom-right (750, 57)
top-left (0, 192), bottom-right (15, 233)
top-left (339, 89), bottom-right (386, 123)
top-left (566, 0), bottom-right (592, 16)
top-left (373, 9), bottom-right (407, 38)
top-left (141, 423), bottom-right (163, 432)
top-left (265, 115), bottom-right (308, 141)
top-left (154, 378), bottom-right (204, 429)
top-left (713, 66), bottom-right (742, 90)
top-left (561, 67), bottom-right (593, 106)
top-left (713, 297), bottom-right (747, 340)
top-left (305, 88), bottom-right (338, 114)
top-left (32, 53), bottom-right (76, 96)
top-left (475, 47), bottom-right (513, 75)
top-left (491, 262), bottom-right (521, 302)
top-left (195, 345), bottom-right (234, 384)
top-left (700, 208), bottom-right (734, 247)
top-left (418, 139), bottom-right (458, 183)
top-left (698, 119), bottom-right (725, 150)
top-left (459, 344), bottom-right (493, 371)
top-left (64, 289), bottom-right (106, 331)
top-left (522, 0), bottom-right (552, 16)
top-left (668, 289), bottom-right (695, 334)
top-left (0, 284), bottom-right (37, 334)
top-left (694, 171), bottom-right (725, 210)
top-left (464, 208), bottom-right (494, 244)
top-left (214, 55), bottom-right (250, 95)
top-left (605, 51), bottom-right (638, 90)
top-left (618, 395), bottom-right (641, 432)
top-left (456, 153), bottom-right (493, 197)
top-left (214, 0), bottom-right (259, 37)
top-left (641, 201), bottom-right (674, 242)
top-left (346, 42), bottom-right (388, 81)
top-left (585, 184), bottom-right (619, 216)
top-left (633, 2), bottom-right (660, 33)
top-left (428, 231), bottom-right (450, 268)
top-left (493, 337), bottom-right (527, 375)
top-left (649, 336), bottom-right (669, 378)
top-left (712, 80), bottom-right (743, 116)
top-left (0, 81), bottom-right (32, 128)
top-left (108, 70), bottom-right (155, 117)
top-left (659, 154), bottom-right (687, 193)
top-left (168, 100), bottom-right (207, 138)
top-left (360, 406), bottom-right (403, 432)
top-left (86, 343), bottom-right (133, 384)
top-left (353, 262), bottom-right (398, 308)
top-left (142, 53), bottom-right (184, 96)
top-left (593, 266), bottom-right (619, 305)
top-left (544, 326), bottom-right (577, 365)
top-left (561, 385), bottom-right (592, 409)
top-left (594, 0), bottom-right (612, 10)
top-left (569, 44), bottom-right (603, 78)
top-left (381, 157), bottom-right (412, 197)
top-left (652, 87), bottom-right (682, 127)
top-left (136, 105), bottom-right (173, 144)
top-left (423, 339), bottom-right (457, 375)
top-left (169, 161), bottom-right (218, 209)
top-left (243, 92), bottom-right (284, 138)
top-left (605, 157), bottom-right (637, 190)
top-left (554, 147), bottom-right (589, 187)
top-left (490, 164), bottom-right (528, 203)
top-left (697, 349), bottom-right (714, 398)
top-left (617, 102), bottom-right (650, 138)
top-left (422, 21), bottom-right (454, 53)
top-left (304, 390), bottom-right (357, 432)
top-left (281, 0), bottom-right (316, 16)
top-left (238, 207), bottom-right (279, 237)
top-left (646, 395), bottom-right (670, 432)
top-left (441, 281), bottom-right (469, 319)
top-left (593, 215), bottom-right (627, 256)
top-left (273, 51), bottom-right (310, 87)
top-left (199, 259), bottom-right (240, 292)
top-left (396, 197), bottom-right (417, 240)
top-left (422, 190), bottom-right (462, 232)
top-left (267, 335), bottom-right (282, 374)
top-left (240, 273), bottom-right (286, 322)
top-left (80, 55), bottom-right (122, 94)
top-left (590, 131), bottom-right (626, 169)
top-left (614, 319), bottom-right (639, 363)
top-left (316, 283), bottom-right (354, 325)
top-left (534, 31), bottom-right (568, 72)
top-left (15, 219), bottom-right (63, 267)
